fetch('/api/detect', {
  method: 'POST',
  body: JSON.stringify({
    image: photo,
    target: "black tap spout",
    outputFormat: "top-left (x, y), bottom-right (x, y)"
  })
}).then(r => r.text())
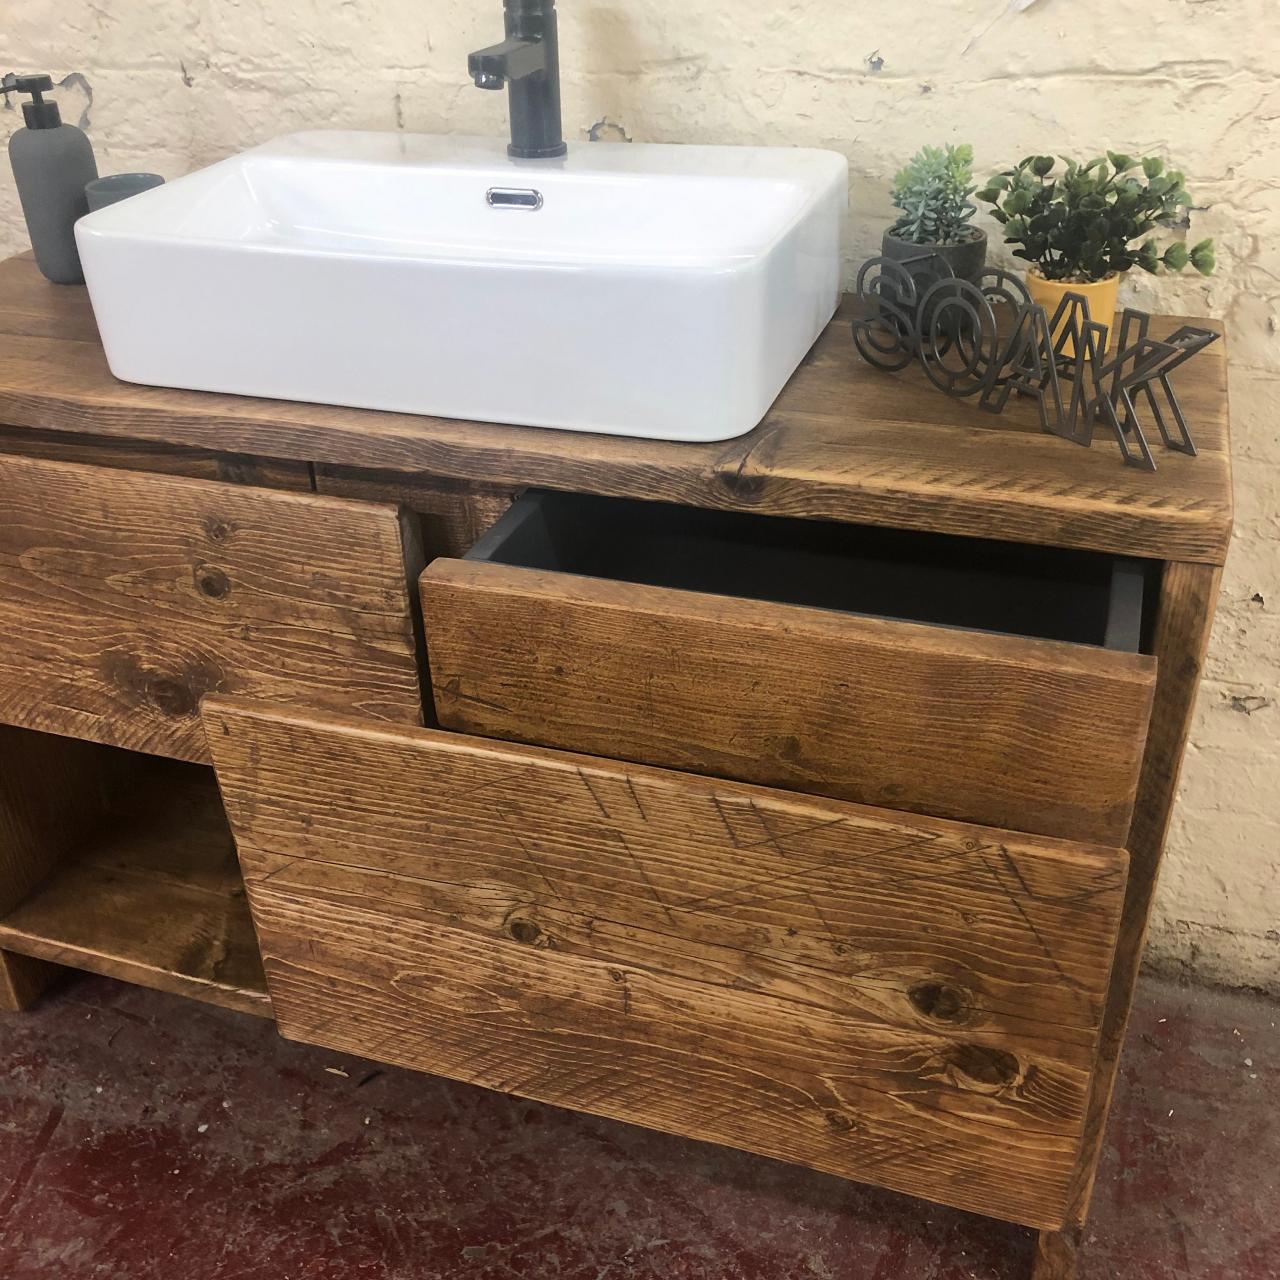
top-left (468, 38), bottom-right (546, 89)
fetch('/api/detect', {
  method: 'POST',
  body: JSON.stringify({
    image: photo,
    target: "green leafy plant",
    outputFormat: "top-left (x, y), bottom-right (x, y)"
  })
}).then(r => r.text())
top-left (889, 143), bottom-right (980, 246)
top-left (976, 153), bottom-right (1214, 282)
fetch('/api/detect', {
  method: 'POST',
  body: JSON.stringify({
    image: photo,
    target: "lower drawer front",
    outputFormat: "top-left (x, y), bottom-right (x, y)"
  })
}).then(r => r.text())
top-left (0, 452), bottom-right (424, 761)
top-left (206, 697), bottom-right (1129, 1232)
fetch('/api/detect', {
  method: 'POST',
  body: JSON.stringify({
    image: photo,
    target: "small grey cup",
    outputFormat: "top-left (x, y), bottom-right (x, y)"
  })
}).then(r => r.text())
top-left (85, 172), bottom-right (164, 213)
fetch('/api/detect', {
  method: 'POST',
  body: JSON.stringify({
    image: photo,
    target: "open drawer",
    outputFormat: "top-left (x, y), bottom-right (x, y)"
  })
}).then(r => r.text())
top-left (0, 452), bottom-right (425, 762)
top-left (206, 696), bottom-right (1129, 1232)
top-left (421, 491), bottom-right (1157, 845)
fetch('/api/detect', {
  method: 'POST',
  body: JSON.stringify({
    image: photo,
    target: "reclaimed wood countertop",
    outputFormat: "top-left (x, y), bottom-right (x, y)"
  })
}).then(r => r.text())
top-left (0, 253), bottom-right (1232, 564)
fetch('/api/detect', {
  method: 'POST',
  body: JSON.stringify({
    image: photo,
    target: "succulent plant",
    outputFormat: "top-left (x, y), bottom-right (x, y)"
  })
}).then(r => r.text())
top-left (977, 153), bottom-right (1214, 283)
top-left (889, 144), bottom-right (980, 246)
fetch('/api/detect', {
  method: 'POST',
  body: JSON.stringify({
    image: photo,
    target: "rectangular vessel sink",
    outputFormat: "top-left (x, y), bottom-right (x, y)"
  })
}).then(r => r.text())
top-left (77, 132), bottom-right (847, 442)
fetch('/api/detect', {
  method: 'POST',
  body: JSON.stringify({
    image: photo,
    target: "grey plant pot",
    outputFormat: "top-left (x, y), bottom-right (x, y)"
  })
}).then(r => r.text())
top-left (881, 226), bottom-right (988, 285)
top-left (876, 228), bottom-right (989, 341)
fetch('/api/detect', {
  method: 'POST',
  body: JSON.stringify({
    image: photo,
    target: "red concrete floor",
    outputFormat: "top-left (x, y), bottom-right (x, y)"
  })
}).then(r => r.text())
top-left (0, 971), bottom-right (1275, 1280)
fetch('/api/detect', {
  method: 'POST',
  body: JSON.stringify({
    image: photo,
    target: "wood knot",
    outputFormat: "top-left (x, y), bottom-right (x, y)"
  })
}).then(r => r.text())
top-left (508, 918), bottom-right (543, 946)
top-left (718, 466), bottom-right (768, 501)
top-left (824, 1109), bottom-right (856, 1133)
top-left (148, 677), bottom-right (199, 718)
top-left (194, 565), bottom-right (231, 599)
top-left (908, 981), bottom-right (965, 1023)
top-left (945, 1044), bottom-right (1021, 1091)
top-left (203, 516), bottom-right (233, 543)
top-left (101, 652), bottom-right (226, 720)
top-left (608, 968), bottom-right (632, 1014)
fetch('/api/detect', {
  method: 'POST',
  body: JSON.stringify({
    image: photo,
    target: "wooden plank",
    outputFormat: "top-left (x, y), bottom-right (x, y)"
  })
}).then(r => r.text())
top-left (0, 253), bottom-right (101, 345)
top-left (1060, 561), bottom-right (1224, 1230)
top-left (0, 255), bottom-right (1232, 565)
top-left (0, 422), bottom-right (313, 489)
top-left (0, 451), bottom-right (424, 762)
top-left (1032, 1225), bottom-right (1082, 1279)
top-left (0, 754), bottom-right (270, 1017)
top-left (0, 724), bottom-right (117, 1010)
top-left (0, 951), bottom-right (60, 1011)
top-left (422, 560), bottom-right (1156, 845)
top-left (315, 466), bottom-right (520, 561)
top-left (205, 696), bottom-right (1129, 1231)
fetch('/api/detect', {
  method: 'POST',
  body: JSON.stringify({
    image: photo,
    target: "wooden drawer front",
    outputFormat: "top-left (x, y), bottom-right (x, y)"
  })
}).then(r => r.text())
top-left (0, 453), bottom-right (424, 762)
top-left (424, 560), bottom-right (1156, 846)
top-left (206, 697), bottom-right (1129, 1232)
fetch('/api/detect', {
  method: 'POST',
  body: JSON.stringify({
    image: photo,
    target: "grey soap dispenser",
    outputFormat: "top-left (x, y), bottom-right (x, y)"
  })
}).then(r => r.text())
top-left (5, 73), bottom-right (98, 285)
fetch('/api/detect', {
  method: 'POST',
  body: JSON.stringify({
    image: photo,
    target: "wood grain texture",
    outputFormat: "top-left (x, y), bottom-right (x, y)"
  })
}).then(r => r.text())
top-left (0, 951), bottom-right (60, 1012)
top-left (0, 754), bottom-right (270, 1016)
top-left (0, 727), bottom-right (116, 916)
top-left (205, 696), bottom-right (1129, 1231)
top-left (315, 466), bottom-right (520, 561)
top-left (422, 560), bottom-right (1156, 844)
top-left (0, 724), bottom-right (116, 1010)
top-left (0, 422), bottom-right (313, 489)
top-left (1033, 1226), bottom-right (1082, 1279)
top-left (0, 451), bottom-right (425, 762)
top-left (0, 255), bottom-right (1231, 564)
top-left (1062, 561), bottom-right (1224, 1224)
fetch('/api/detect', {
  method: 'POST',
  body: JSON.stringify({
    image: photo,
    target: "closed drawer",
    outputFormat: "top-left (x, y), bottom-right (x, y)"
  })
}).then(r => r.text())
top-left (0, 452), bottom-right (424, 761)
top-left (206, 696), bottom-right (1129, 1232)
top-left (421, 491), bottom-right (1156, 845)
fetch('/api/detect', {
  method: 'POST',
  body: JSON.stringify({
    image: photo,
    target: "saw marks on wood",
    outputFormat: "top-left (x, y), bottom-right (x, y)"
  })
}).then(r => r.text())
top-left (206, 697), bottom-right (1129, 1231)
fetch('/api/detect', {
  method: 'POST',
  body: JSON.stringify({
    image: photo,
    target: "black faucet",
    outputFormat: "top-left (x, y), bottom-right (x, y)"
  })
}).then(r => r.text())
top-left (468, 0), bottom-right (567, 160)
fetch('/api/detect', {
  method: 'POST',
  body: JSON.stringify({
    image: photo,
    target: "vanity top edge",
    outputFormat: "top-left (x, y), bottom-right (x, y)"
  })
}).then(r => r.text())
top-left (0, 253), bottom-right (1233, 566)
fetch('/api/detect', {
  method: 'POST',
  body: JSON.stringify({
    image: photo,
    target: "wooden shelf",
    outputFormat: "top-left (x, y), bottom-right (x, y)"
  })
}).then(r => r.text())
top-left (0, 754), bottom-right (271, 1017)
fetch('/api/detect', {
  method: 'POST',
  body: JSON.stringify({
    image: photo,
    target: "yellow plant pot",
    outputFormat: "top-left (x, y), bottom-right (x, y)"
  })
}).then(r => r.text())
top-left (1025, 269), bottom-right (1120, 356)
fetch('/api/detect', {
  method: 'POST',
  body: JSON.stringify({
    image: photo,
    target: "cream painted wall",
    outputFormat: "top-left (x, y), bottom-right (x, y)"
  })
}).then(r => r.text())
top-left (2, 0), bottom-right (1277, 990)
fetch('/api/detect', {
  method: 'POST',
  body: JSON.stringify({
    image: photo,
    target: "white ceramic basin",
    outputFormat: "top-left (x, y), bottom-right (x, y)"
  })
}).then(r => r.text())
top-left (77, 132), bottom-right (846, 442)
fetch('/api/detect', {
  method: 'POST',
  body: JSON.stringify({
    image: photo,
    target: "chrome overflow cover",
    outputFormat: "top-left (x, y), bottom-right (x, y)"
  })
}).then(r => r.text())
top-left (485, 187), bottom-right (544, 211)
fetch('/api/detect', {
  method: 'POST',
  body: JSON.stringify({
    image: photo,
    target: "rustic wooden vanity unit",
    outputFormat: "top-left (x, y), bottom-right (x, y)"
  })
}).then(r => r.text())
top-left (0, 253), bottom-right (1231, 1278)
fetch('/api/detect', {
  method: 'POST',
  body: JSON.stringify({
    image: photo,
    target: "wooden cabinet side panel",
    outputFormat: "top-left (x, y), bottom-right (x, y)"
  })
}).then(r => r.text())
top-left (422, 562), bottom-right (1156, 845)
top-left (0, 453), bottom-right (424, 762)
top-left (0, 726), bottom-right (115, 1010)
top-left (1063, 561), bottom-right (1224, 1224)
top-left (206, 698), bottom-right (1130, 1232)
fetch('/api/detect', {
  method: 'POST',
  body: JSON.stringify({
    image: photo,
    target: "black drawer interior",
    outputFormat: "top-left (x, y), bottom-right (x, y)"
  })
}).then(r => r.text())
top-left (466, 490), bottom-right (1148, 652)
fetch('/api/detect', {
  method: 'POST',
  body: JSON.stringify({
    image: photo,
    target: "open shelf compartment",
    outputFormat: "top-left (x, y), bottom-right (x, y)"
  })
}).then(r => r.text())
top-left (0, 725), bottom-right (269, 1016)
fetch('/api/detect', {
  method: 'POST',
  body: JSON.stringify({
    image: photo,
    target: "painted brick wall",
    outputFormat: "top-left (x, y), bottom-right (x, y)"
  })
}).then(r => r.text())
top-left (3, 0), bottom-right (1277, 990)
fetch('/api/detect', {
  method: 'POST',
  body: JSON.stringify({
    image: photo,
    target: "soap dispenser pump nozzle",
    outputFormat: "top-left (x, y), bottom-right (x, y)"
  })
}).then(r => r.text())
top-left (2, 73), bottom-right (62, 129)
